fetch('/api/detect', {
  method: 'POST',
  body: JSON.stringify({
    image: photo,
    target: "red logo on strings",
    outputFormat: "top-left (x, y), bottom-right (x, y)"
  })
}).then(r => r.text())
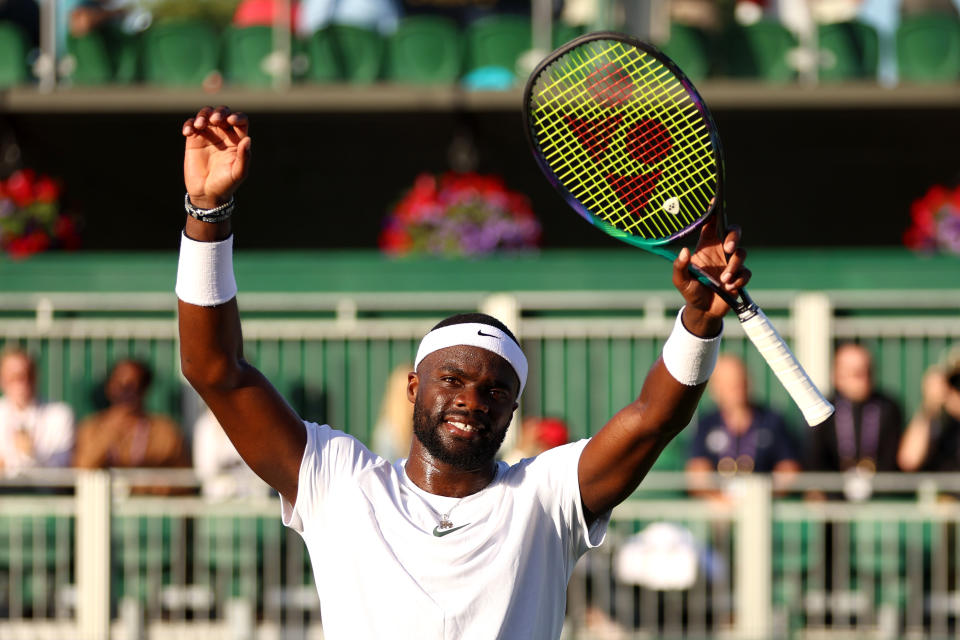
top-left (563, 62), bottom-right (674, 216)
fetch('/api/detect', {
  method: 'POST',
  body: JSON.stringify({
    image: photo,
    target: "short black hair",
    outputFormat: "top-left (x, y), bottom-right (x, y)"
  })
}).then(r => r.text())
top-left (431, 313), bottom-right (520, 346)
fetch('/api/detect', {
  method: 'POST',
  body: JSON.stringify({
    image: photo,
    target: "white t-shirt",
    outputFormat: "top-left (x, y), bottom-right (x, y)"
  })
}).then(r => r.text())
top-left (281, 422), bottom-right (609, 640)
top-left (0, 397), bottom-right (74, 474)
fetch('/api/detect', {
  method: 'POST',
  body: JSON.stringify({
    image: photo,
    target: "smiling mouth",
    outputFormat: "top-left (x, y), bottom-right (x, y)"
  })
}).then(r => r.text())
top-left (444, 418), bottom-right (486, 435)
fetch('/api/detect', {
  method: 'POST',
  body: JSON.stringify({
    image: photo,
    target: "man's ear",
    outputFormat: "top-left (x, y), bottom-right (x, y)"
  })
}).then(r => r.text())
top-left (407, 372), bottom-right (419, 404)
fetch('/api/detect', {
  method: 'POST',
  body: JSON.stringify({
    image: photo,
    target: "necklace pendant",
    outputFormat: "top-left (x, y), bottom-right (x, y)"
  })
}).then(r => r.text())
top-left (438, 514), bottom-right (453, 530)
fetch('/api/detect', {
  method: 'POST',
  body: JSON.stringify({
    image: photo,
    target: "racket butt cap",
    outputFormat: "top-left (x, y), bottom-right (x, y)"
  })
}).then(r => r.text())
top-left (802, 401), bottom-right (835, 427)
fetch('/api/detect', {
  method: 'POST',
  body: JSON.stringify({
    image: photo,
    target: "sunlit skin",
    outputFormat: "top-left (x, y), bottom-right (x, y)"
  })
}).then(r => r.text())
top-left (708, 355), bottom-right (752, 434)
top-left (0, 352), bottom-right (36, 409)
top-left (404, 346), bottom-right (520, 499)
top-left (177, 105), bottom-right (752, 523)
top-left (833, 344), bottom-right (873, 403)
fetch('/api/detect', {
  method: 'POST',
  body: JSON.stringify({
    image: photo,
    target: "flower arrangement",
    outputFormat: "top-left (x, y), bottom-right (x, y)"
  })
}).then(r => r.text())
top-left (379, 172), bottom-right (541, 256)
top-left (904, 184), bottom-right (960, 255)
top-left (0, 169), bottom-right (81, 259)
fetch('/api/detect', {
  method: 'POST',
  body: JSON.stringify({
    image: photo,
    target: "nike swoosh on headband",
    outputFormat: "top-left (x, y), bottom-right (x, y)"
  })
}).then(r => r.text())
top-left (477, 330), bottom-right (501, 339)
top-left (433, 523), bottom-right (470, 537)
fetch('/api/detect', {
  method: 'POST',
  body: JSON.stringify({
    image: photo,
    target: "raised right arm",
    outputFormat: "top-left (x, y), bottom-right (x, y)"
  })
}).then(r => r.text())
top-left (177, 106), bottom-right (306, 504)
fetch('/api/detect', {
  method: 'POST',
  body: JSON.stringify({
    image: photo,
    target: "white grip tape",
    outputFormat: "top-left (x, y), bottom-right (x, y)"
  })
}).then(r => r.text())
top-left (739, 308), bottom-right (835, 426)
top-left (661, 307), bottom-right (722, 386)
top-left (175, 232), bottom-right (238, 307)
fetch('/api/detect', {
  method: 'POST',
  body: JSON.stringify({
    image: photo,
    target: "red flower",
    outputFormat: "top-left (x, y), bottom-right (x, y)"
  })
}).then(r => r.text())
top-left (54, 216), bottom-right (81, 250)
top-left (34, 176), bottom-right (61, 203)
top-left (8, 230), bottom-right (51, 259)
top-left (5, 170), bottom-right (36, 207)
top-left (378, 225), bottom-right (413, 254)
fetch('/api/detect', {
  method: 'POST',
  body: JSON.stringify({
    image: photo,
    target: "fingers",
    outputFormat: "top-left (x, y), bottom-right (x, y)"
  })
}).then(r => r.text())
top-left (672, 246), bottom-right (693, 289)
top-left (723, 225), bottom-right (741, 255)
top-left (720, 247), bottom-right (751, 291)
top-left (233, 136), bottom-right (253, 181)
top-left (182, 106), bottom-right (249, 142)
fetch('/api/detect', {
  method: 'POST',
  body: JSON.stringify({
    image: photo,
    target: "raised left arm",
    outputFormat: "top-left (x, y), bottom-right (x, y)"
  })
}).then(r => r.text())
top-left (578, 217), bottom-right (751, 522)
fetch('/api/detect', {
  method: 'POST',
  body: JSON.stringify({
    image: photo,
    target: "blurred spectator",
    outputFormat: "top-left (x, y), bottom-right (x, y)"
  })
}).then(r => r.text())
top-left (686, 354), bottom-right (800, 496)
top-left (234, 0), bottom-right (301, 29)
top-left (58, 0), bottom-right (149, 54)
top-left (193, 407), bottom-right (269, 499)
top-left (898, 354), bottom-right (960, 471)
top-left (74, 359), bottom-right (188, 470)
top-left (0, 348), bottom-right (74, 474)
top-left (0, 0), bottom-right (39, 47)
top-left (371, 363), bottom-right (414, 461)
top-left (806, 343), bottom-right (902, 474)
top-left (502, 416), bottom-right (569, 465)
top-left (297, 0), bottom-right (399, 36)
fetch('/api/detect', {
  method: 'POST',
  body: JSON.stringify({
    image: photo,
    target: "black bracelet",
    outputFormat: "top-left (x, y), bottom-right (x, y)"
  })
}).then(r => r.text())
top-left (185, 193), bottom-right (235, 223)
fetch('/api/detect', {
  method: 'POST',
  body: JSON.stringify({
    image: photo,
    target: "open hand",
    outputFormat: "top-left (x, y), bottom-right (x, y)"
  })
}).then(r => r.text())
top-left (183, 106), bottom-right (251, 209)
top-left (672, 216), bottom-right (751, 329)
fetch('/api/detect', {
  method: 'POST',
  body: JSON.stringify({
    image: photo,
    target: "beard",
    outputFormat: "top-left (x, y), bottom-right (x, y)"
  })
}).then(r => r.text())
top-left (412, 399), bottom-right (507, 470)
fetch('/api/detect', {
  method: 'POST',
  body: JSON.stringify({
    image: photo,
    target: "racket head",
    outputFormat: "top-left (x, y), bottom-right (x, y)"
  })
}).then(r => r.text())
top-left (523, 32), bottom-right (725, 249)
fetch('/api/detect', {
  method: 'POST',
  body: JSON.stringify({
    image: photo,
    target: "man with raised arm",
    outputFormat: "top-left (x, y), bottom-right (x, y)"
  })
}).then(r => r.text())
top-left (176, 105), bottom-right (751, 640)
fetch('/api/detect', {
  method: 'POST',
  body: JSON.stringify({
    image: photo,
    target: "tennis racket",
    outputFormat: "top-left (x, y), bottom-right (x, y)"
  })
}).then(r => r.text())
top-left (523, 32), bottom-right (834, 427)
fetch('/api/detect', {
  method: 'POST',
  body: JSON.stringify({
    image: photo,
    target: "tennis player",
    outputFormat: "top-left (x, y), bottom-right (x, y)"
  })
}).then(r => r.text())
top-left (176, 106), bottom-right (751, 639)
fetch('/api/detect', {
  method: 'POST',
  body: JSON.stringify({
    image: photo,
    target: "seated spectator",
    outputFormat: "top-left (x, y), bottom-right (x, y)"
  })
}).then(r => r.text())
top-left (898, 354), bottom-right (960, 471)
top-left (806, 343), bottom-right (902, 474)
top-left (686, 354), bottom-right (800, 495)
top-left (74, 359), bottom-right (188, 470)
top-left (371, 363), bottom-right (414, 462)
top-left (502, 416), bottom-right (569, 465)
top-left (297, 0), bottom-right (399, 36)
top-left (194, 407), bottom-right (269, 499)
top-left (0, 348), bottom-right (74, 474)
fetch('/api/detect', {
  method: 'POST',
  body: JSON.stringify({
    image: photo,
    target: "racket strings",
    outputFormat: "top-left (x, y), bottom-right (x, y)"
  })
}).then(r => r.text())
top-left (529, 40), bottom-right (719, 239)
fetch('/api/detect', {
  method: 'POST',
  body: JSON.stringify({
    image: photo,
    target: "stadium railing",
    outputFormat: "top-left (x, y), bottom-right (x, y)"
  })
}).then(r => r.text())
top-left (7, 471), bottom-right (960, 639)
top-left (0, 285), bottom-right (957, 462)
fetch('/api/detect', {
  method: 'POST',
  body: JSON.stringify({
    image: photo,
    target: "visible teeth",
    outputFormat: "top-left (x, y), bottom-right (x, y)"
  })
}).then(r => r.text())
top-left (449, 421), bottom-right (474, 432)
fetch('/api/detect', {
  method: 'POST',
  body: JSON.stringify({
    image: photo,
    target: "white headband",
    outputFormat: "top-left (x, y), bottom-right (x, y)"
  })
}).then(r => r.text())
top-left (414, 323), bottom-right (528, 395)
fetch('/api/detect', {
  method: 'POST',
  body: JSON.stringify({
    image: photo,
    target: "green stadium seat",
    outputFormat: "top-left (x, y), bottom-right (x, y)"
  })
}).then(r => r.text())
top-left (386, 16), bottom-right (461, 84)
top-left (66, 26), bottom-right (140, 85)
top-left (304, 25), bottom-right (383, 83)
top-left (724, 20), bottom-right (798, 82)
top-left (896, 13), bottom-right (960, 82)
top-left (223, 25), bottom-right (277, 87)
top-left (662, 23), bottom-right (711, 82)
top-left (141, 19), bottom-right (220, 87)
top-left (552, 22), bottom-right (584, 49)
top-left (465, 15), bottom-right (531, 76)
top-left (0, 21), bottom-right (30, 87)
top-left (303, 28), bottom-right (339, 82)
top-left (333, 25), bottom-right (383, 83)
top-left (817, 21), bottom-right (878, 82)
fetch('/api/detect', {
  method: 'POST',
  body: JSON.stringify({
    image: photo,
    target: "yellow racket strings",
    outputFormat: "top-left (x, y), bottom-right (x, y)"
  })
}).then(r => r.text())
top-left (530, 40), bottom-right (719, 239)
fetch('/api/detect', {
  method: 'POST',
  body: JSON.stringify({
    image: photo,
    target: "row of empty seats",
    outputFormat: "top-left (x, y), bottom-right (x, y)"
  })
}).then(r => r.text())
top-left (0, 13), bottom-right (958, 89)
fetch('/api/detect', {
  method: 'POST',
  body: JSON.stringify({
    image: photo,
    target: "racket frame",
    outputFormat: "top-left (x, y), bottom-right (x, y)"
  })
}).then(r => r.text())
top-left (522, 31), bottom-right (753, 314)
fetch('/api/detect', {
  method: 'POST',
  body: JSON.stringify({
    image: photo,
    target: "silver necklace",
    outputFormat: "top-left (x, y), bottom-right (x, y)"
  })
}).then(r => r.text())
top-left (436, 498), bottom-right (463, 530)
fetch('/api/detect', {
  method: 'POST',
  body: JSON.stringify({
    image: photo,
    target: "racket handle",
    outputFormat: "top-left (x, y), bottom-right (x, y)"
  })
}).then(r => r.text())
top-left (737, 306), bottom-right (835, 427)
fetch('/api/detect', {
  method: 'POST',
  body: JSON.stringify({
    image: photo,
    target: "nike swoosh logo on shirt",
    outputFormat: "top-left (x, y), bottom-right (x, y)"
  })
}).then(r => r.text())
top-left (477, 330), bottom-right (500, 339)
top-left (433, 524), bottom-right (470, 537)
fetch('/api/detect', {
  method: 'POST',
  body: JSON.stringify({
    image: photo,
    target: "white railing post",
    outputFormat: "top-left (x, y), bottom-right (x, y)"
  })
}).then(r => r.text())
top-left (733, 474), bottom-right (772, 639)
top-left (793, 292), bottom-right (833, 395)
top-left (76, 470), bottom-right (112, 640)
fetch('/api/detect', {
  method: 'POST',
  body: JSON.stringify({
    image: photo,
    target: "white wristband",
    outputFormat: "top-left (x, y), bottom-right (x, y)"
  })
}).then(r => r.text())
top-left (661, 306), bottom-right (722, 386)
top-left (175, 232), bottom-right (238, 306)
